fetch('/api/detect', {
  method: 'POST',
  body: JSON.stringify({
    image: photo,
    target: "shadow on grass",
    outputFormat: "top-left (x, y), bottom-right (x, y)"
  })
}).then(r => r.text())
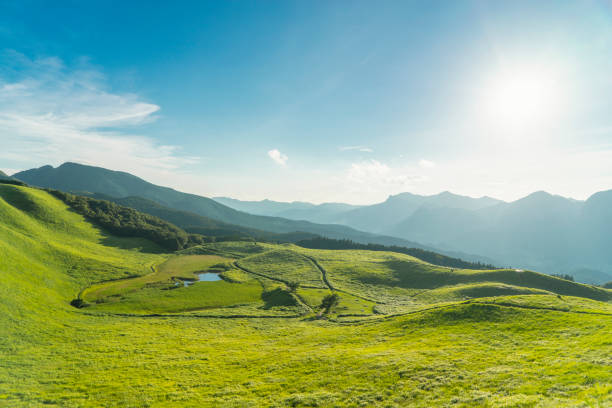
top-left (98, 234), bottom-right (166, 254)
top-left (262, 288), bottom-right (297, 309)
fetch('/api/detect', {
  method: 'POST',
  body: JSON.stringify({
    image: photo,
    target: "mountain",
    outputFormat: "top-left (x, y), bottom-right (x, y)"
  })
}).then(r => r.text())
top-left (213, 197), bottom-right (362, 223)
top-left (214, 189), bottom-right (612, 284)
top-left (334, 191), bottom-right (502, 233)
top-left (14, 162), bottom-right (443, 251)
top-left (218, 191), bottom-right (502, 233)
top-left (86, 193), bottom-right (319, 242)
top-left (387, 191), bottom-right (612, 284)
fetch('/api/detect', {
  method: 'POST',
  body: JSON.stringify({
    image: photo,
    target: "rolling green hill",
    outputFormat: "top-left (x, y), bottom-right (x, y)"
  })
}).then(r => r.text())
top-left (1, 184), bottom-right (611, 407)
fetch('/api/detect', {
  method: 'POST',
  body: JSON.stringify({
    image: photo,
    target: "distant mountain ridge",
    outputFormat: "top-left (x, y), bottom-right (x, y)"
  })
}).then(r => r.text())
top-left (85, 193), bottom-right (320, 243)
top-left (210, 188), bottom-right (612, 284)
top-left (16, 162), bottom-right (612, 283)
top-left (215, 192), bottom-right (500, 230)
top-left (14, 163), bottom-right (463, 256)
top-left (213, 197), bottom-right (362, 224)
top-left (385, 190), bottom-right (612, 283)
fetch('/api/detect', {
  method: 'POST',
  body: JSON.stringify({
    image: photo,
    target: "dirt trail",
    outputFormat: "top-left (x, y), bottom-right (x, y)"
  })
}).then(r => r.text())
top-left (301, 255), bottom-right (334, 291)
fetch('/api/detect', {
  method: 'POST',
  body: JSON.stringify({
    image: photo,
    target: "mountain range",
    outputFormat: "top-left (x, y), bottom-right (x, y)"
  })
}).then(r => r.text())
top-left (12, 162), bottom-right (612, 283)
top-left (215, 189), bottom-right (612, 284)
top-left (213, 197), bottom-right (362, 225)
top-left (13, 163), bottom-right (464, 256)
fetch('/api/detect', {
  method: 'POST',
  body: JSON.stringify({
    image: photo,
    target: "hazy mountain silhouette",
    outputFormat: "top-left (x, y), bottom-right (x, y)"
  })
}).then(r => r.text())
top-left (385, 191), bottom-right (611, 283)
top-left (14, 163), bottom-right (448, 252)
top-left (213, 189), bottom-right (612, 283)
top-left (213, 197), bottom-right (361, 224)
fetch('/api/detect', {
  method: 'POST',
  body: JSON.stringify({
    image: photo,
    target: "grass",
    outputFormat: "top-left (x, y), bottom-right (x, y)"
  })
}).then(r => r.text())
top-left (297, 287), bottom-right (376, 316)
top-left (236, 248), bottom-right (326, 288)
top-left (82, 254), bottom-right (232, 302)
top-left (87, 279), bottom-right (263, 314)
top-left (2, 302), bottom-right (610, 407)
top-left (1, 185), bottom-right (611, 407)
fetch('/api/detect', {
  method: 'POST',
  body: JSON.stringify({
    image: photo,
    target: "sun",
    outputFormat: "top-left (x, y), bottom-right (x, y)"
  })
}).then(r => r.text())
top-left (482, 67), bottom-right (560, 128)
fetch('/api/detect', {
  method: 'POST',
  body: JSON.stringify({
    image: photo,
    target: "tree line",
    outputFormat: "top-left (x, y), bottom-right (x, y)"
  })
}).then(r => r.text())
top-left (296, 237), bottom-right (498, 270)
top-left (48, 190), bottom-right (206, 251)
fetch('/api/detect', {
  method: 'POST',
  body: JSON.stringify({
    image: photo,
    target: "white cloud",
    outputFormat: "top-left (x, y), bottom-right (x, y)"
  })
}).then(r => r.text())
top-left (0, 51), bottom-right (198, 179)
top-left (419, 159), bottom-right (436, 168)
top-left (1, 168), bottom-right (21, 176)
top-left (267, 149), bottom-right (288, 166)
top-left (344, 159), bottom-right (426, 197)
top-left (340, 145), bottom-right (373, 153)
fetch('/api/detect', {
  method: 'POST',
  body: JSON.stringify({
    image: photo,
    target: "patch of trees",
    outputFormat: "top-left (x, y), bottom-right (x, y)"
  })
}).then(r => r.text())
top-left (0, 178), bottom-right (27, 186)
top-left (551, 273), bottom-right (575, 282)
top-left (296, 237), bottom-right (498, 270)
top-left (48, 190), bottom-right (206, 251)
top-left (603, 282), bottom-right (612, 289)
top-left (319, 293), bottom-right (340, 317)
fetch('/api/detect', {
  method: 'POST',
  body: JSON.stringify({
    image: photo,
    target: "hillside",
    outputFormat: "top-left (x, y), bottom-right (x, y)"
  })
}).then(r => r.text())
top-left (14, 163), bottom-right (445, 251)
top-left (386, 191), bottom-right (612, 283)
top-left (335, 191), bottom-right (502, 233)
top-left (0, 170), bottom-right (17, 181)
top-left (214, 189), bottom-right (612, 284)
top-left (1, 184), bottom-right (611, 406)
top-left (85, 193), bottom-right (320, 242)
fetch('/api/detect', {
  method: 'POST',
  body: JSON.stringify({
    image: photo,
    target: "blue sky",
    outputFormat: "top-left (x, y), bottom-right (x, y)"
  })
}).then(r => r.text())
top-left (1, 1), bottom-right (612, 204)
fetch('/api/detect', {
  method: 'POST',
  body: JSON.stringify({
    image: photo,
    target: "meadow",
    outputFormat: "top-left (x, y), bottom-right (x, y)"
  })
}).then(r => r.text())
top-left (1, 184), bottom-right (611, 407)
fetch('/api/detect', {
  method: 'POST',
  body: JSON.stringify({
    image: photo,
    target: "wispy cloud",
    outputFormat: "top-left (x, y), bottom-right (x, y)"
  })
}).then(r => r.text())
top-left (0, 51), bottom-right (198, 178)
top-left (340, 145), bottom-right (373, 153)
top-left (267, 149), bottom-right (288, 166)
top-left (419, 159), bottom-right (436, 168)
top-left (343, 159), bottom-right (426, 195)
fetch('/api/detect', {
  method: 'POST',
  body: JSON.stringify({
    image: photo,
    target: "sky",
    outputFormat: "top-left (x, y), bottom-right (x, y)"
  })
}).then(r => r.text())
top-left (1, 0), bottom-right (611, 204)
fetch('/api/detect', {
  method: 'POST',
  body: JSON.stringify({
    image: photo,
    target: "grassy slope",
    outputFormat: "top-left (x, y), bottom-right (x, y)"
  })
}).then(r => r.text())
top-left (1, 186), bottom-right (611, 407)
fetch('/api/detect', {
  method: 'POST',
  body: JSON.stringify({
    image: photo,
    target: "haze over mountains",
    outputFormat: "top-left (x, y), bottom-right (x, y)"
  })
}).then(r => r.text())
top-left (12, 162), bottom-right (612, 284)
top-left (216, 192), bottom-right (503, 233)
top-left (213, 197), bottom-right (362, 225)
top-left (216, 190), bottom-right (612, 284)
top-left (13, 163), bottom-right (443, 253)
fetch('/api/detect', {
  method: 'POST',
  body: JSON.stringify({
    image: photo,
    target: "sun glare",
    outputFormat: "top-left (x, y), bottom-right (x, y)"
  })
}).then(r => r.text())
top-left (482, 67), bottom-right (560, 129)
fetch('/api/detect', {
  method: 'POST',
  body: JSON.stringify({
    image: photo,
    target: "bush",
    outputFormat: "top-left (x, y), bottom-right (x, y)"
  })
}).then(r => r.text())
top-left (70, 298), bottom-right (89, 308)
top-left (287, 281), bottom-right (300, 293)
top-left (320, 293), bottom-right (340, 315)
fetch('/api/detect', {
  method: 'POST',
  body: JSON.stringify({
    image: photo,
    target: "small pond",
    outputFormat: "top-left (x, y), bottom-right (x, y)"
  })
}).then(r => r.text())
top-left (178, 272), bottom-right (222, 287)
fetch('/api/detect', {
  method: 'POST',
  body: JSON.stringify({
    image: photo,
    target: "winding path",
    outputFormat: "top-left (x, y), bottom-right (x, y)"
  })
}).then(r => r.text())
top-left (301, 255), bottom-right (335, 291)
top-left (232, 261), bottom-right (313, 313)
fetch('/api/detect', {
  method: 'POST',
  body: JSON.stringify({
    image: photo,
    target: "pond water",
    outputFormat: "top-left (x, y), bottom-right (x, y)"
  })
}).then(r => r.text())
top-left (178, 272), bottom-right (221, 287)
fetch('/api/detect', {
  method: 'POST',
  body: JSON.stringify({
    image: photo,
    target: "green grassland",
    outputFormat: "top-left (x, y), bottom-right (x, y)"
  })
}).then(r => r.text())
top-left (1, 184), bottom-right (612, 407)
top-left (81, 254), bottom-right (232, 301)
top-left (236, 248), bottom-right (327, 288)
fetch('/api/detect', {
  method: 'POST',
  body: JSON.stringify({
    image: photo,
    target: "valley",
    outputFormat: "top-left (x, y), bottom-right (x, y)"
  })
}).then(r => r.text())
top-left (3, 4), bottom-right (611, 406)
top-left (1, 182), bottom-right (611, 407)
